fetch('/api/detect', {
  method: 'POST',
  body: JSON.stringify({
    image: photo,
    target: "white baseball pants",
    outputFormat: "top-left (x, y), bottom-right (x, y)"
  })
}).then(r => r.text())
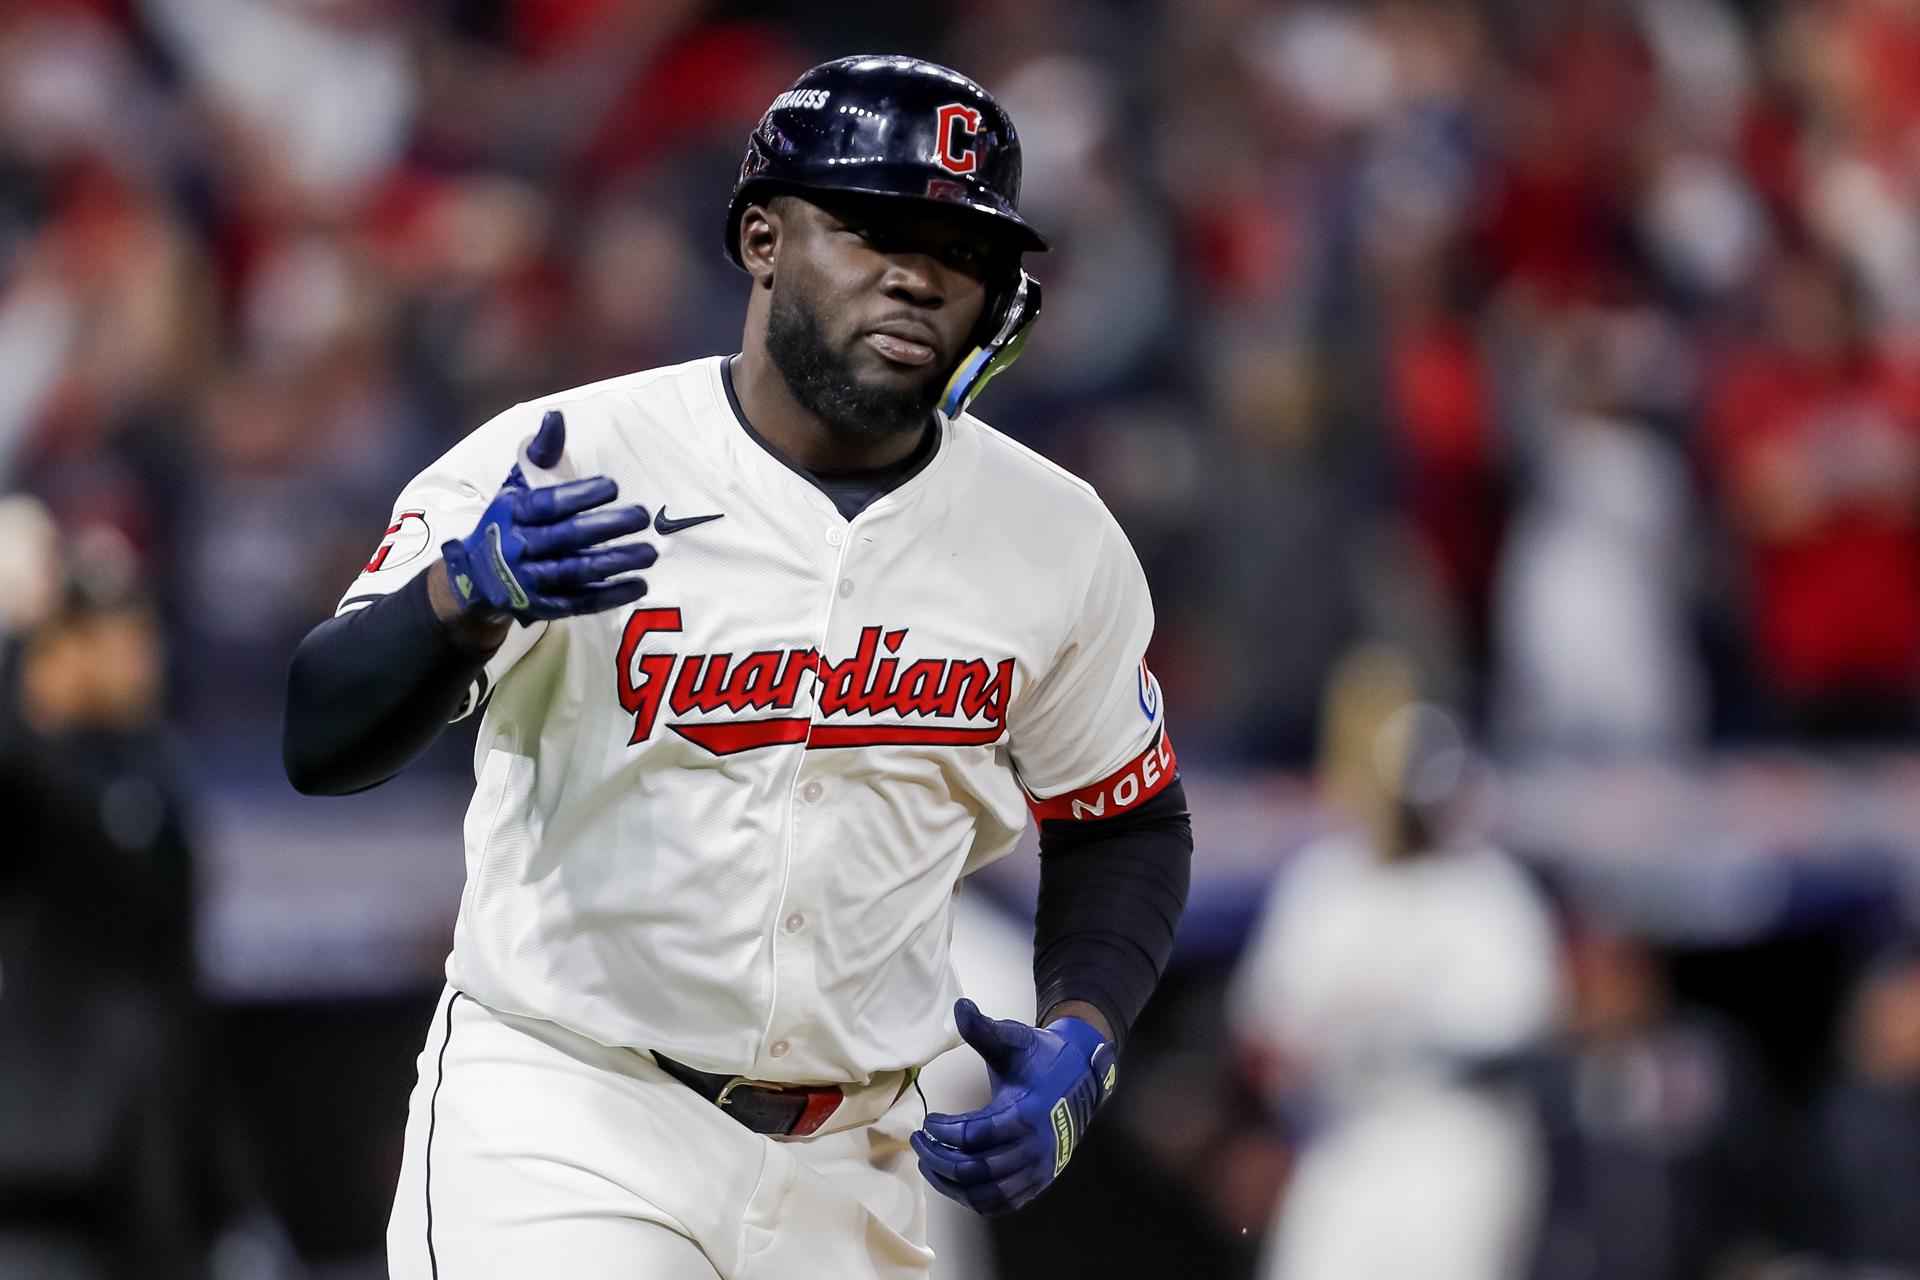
top-left (387, 987), bottom-right (935, 1279)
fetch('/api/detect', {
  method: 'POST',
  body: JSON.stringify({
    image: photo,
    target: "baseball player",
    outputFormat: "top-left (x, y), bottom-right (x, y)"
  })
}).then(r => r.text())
top-left (283, 55), bottom-right (1192, 1280)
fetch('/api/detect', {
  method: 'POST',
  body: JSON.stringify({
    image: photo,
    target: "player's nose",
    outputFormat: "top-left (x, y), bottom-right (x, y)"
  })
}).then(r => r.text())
top-left (879, 253), bottom-right (946, 309)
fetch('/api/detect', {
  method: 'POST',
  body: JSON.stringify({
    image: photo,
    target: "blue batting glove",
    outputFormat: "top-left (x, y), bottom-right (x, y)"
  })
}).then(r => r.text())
top-left (911, 998), bottom-right (1118, 1215)
top-left (441, 410), bottom-right (657, 625)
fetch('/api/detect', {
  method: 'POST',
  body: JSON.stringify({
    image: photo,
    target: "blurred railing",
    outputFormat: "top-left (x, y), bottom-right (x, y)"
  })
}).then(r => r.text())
top-left (199, 753), bottom-right (1920, 998)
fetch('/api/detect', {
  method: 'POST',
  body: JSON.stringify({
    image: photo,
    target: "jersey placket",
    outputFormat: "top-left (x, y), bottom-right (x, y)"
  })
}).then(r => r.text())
top-left (754, 503), bottom-right (862, 1076)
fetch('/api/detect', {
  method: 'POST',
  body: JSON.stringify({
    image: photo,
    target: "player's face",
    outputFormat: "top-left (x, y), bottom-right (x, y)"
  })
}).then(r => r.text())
top-left (765, 194), bottom-right (998, 438)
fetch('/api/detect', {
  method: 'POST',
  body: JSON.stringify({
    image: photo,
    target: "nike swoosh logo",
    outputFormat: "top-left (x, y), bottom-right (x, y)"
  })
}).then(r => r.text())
top-left (654, 508), bottom-right (725, 535)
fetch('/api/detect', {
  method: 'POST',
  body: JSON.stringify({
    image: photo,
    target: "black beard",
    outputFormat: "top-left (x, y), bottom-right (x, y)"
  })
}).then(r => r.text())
top-left (766, 283), bottom-right (939, 440)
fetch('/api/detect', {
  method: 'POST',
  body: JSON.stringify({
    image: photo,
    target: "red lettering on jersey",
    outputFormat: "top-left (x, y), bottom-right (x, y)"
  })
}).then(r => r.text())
top-left (773, 648), bottom-right (822, 705)
top-left (616, 607), bottom-right (684, 744)
top-left (671, 653), bottom-right (733, 715)
top-left (1026, 728), bottom-right (1178, 821)
top-left (673, 718), bottom-right (811, 755)
top-left (818, 626), bottom-right (881, 713)
top-left (613, 614), bottom-right (1016, 756)
top-left (934, 103), bottom-right (982, 175)
top-left (809, 723), bottom-right (1005, 748)
top-left (896, 659), bottom-right (947, 716)
top-left (731, 651), bottom-right (786, 708)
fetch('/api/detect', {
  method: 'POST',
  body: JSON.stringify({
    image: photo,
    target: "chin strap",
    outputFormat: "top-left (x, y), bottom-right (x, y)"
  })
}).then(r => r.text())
top-left (940, 270), bottom-right (1042, 419)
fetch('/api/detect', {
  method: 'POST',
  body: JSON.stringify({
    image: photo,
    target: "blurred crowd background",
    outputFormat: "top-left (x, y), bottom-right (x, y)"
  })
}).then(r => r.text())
top-left (7, 0), bottom-right (1920, 1275)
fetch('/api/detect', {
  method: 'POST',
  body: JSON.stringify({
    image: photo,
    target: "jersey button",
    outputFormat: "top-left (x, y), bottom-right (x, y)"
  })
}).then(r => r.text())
top-left (825, 527), bottom-right (844, 546)
top-left (838, 577), bottom-right (854, 598)
top-left (801, 780), bottom-right (824, 803)
top-left (770, 1040), bottom-right (790, 1058)
top-left (784, 912), bottom-right (805, 934)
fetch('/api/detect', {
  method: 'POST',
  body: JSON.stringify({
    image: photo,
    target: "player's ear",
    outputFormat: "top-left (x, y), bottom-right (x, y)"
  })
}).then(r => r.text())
top-left (739, 202), bottom-right (780, 288)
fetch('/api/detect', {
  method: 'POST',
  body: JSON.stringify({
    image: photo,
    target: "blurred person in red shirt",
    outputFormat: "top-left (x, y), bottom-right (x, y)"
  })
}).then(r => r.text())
top-left (1705, 250), bottom-right (1920, 738)
top-left (1382, 258), bottom-right (1508, 672)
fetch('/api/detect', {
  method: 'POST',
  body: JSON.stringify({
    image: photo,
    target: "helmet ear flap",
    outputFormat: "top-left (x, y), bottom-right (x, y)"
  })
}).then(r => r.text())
top-left (941, 271), bottom-right (1041, 418)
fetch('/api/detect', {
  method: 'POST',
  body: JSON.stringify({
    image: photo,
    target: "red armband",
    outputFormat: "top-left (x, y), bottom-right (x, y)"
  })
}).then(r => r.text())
top-left (1026, 728), bottom-right (1177, 822)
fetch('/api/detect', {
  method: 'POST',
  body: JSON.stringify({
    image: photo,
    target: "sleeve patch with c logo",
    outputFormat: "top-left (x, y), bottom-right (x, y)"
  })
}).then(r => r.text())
top-left (365, 510), bottom-right (431, 572)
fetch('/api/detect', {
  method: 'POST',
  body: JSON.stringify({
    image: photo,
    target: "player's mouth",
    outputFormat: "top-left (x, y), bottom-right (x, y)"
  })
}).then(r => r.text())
top-left (865, 322), bottom-right (940, 368)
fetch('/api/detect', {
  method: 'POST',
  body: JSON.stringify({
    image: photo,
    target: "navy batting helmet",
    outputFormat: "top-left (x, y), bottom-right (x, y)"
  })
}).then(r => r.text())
top-left (723, 54), bottom-right (1049, 268)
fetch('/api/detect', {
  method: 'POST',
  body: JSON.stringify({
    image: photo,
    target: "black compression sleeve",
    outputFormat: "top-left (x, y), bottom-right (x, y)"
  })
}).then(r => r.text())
top-left (1033, 778), bottom-right (1193, 1051)
top-left (282, 571), bottom-right (492, 796)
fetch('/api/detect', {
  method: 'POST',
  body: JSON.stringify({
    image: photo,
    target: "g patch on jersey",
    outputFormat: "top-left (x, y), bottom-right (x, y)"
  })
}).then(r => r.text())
top-left (365, 510), bottom-right (431, 573)
top-left (1137, 660), bottom-right (1160, 723)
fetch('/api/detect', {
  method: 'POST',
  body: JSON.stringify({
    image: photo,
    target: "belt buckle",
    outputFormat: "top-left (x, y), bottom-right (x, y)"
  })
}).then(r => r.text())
top-left (713, 1076), bottom-right (758, 1109)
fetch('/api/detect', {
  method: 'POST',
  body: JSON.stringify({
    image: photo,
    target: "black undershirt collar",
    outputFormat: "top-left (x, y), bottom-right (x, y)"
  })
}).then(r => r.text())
top-left (720, 355), bottom-right (939, 521)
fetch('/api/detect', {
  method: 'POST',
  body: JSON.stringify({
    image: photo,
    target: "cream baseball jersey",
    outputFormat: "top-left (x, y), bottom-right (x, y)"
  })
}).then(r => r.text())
top-left (341, 355), bottom-right (1175, 1084)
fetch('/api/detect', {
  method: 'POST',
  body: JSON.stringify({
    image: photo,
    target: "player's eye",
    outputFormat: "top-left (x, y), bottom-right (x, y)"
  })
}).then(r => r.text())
top-left (943, 246), bottom-right (994, 282)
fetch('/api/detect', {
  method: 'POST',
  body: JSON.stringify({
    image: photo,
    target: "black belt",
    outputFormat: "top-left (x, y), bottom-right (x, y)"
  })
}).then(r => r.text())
top-left (651, 1053), bottom-right (845, 1137)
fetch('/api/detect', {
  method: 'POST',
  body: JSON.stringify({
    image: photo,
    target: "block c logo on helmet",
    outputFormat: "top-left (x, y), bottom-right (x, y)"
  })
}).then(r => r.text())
top-left (934, 103), bottom-right (982, 175)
